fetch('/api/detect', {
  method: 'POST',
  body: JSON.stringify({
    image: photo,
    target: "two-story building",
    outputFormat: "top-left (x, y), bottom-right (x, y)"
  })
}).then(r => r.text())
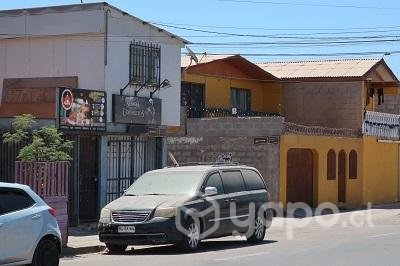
top-left (0, 2), bottom-right (187, 225)
top-left (258, 58), bottom-right (400, 207)
top-left (170, 55), bottom-right (400, 208)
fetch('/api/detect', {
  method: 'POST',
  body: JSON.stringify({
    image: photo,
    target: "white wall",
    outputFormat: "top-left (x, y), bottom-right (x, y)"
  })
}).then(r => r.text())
top-left (105, 9), bottom-right (184, 126)
top-left (0, 6), bottom-right (184, 127)
top-left (0, 10), bottom-right (104, 37)
top-left (0, 35), bottom-right (105, 102)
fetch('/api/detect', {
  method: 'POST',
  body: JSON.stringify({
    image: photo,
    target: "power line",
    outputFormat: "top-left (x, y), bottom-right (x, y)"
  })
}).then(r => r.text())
top-left (216, 0), bottom-right (400, 10)
top-left (150, 21), bottom-right (400, 32)
top-left (152, 22), bottom-right (400, 39)
top-left (182, 50), bottom-right (399, 57)
top-left (190, 38), bottom-right (400, 46)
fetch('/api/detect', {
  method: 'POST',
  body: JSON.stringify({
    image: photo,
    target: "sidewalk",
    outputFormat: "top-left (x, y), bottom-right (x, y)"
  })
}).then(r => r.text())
top-left (61, 225), bottom-right (106, 257)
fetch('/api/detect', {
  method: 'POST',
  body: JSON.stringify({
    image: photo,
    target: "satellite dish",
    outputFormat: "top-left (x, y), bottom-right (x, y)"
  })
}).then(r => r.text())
top-left (186, 47), bottom-right (199, 68)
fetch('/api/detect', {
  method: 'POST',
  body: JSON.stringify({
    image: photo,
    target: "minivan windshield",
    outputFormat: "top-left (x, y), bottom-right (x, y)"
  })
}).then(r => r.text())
top-left (124, 171), bottom-right (205, 196)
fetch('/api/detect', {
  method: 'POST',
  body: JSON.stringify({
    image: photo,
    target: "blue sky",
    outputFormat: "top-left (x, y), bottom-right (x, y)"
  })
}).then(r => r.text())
top-left (1, 0), bottom-right (400, 77)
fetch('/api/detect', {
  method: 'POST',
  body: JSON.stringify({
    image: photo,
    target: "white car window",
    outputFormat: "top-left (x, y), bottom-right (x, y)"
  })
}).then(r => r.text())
top-left (0, 188), bottom-right (35, 216)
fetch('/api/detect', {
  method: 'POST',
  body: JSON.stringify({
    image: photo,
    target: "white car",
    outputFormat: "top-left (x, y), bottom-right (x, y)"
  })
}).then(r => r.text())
top-left (0, 182), bottom-right (62, 266)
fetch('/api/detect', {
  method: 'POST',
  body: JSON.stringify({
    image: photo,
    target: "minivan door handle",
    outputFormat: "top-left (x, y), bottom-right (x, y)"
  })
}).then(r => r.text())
top-left (230, 198), bottom-right (237, 202)
top-left (223, 199), bottom-right (230, 203)
top-left (32, 214), bottom-right (41, 220)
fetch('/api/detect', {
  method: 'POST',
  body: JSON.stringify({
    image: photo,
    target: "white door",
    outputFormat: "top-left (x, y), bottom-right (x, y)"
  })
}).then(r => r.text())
top-left (0, 188), bottom-right (43, 264)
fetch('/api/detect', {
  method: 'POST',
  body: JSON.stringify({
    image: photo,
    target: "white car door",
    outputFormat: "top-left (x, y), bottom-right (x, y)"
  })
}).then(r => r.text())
top-left (0, 187), bottom-right (43, 265)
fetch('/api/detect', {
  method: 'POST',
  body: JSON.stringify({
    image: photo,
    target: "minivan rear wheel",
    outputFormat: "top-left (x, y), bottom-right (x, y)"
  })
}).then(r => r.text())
top-left (31, 239), bottom-right (60, 266)
top-left (247, 215), bottom-right (266, 244)
top-left (106, 243), bottom-right (127, 253)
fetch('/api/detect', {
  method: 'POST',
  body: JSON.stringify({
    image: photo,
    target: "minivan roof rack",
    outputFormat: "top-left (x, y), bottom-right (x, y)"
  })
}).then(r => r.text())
top-left (175, 162), bottom-right (242, 167)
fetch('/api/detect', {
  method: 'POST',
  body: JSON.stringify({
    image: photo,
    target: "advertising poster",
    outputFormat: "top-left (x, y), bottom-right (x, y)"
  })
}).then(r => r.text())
top-left (59, 87), bottom-right (106, 131)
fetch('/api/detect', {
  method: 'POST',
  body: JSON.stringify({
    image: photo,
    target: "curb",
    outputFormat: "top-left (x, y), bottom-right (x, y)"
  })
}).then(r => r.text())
top-left (61, 245), bottom-right (106, 257)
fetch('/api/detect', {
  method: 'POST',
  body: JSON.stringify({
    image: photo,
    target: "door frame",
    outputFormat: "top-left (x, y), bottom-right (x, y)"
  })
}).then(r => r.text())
top-left (78, 135), bottom-right (100, 222)
top-left (286, 148), bottom-right (316, 207)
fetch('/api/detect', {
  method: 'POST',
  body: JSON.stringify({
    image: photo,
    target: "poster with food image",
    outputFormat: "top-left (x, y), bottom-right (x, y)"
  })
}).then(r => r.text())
top-left (58, 87), bottom-right (106, 131)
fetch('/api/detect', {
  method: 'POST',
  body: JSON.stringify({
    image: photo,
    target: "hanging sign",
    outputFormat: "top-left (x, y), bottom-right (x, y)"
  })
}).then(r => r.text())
top-left (112, 95), bottom-right (161, 125)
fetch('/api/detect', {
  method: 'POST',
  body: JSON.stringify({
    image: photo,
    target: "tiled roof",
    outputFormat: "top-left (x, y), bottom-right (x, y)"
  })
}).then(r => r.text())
top-left (257, 58), bottom-right (381, 79)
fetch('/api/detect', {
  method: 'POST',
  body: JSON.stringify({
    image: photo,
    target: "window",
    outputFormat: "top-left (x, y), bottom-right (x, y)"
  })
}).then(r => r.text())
top-left (231, 88), bottom-right (251, 112)
top-left (129, 41), bottom-right (161, 86)
top-left (349, 150), bottom-right (358, 179)
top-left (242, 169), bottom-right (266, 190)
top-left (220, 171), bottom-right (246, 193)
top-left (181, 82), bottom-right (205, 108)
top-left (204, 172), bottom-right (225, 195)
top-left (327, 149), bottom-right (336, 180)
top-left (0, 188), bottom-right (35, 215)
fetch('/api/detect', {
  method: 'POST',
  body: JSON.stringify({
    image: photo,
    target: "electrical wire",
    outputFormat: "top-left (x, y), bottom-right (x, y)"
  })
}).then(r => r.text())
top-left (216, 0), bottom-right (400, 10)
top-left (181, 50), bottom-right (399, 57)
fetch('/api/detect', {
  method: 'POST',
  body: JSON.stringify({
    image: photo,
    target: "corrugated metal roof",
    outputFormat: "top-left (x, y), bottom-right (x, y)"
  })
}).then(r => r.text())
top-left (181, 54), bottom-right (233, 68)
top-left (257, 58), bottom-right (381, 79)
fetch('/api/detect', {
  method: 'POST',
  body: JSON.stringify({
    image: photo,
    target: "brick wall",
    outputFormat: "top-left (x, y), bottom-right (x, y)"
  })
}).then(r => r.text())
top-left (166, 115), bottom-right (283, 202)
top-left (374, 94), bottom-right (400, 114)
top-left (185, 116), bottom-right (283, 137)
top-left (282, 81), bottom-right (363, 129)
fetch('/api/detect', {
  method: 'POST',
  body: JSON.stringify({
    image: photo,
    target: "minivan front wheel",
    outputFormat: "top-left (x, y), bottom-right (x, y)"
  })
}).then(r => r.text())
top-left (31, 239), bottom-right (60, 266)
top-left (106, 243), bottom-right (127, 254)
top-left (247, 215), bottom-right (266, 244)
top-left (179, 218), bottom-right (201, 252)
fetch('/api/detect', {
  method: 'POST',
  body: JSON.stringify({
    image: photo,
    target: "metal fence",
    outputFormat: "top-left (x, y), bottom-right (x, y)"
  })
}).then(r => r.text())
top-left (186, 106), bottom-right (280, 119)
top-left (0, 138), bottom-right (28, 183)
top-left (106, 135), bottom-right (162, 203)
top-left (362, 111), bottom-right (400, 140)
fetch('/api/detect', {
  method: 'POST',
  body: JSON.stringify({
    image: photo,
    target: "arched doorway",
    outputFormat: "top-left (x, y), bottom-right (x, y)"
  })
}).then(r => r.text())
top-left (286, 149), bottom-right (314, 206)
top-left (338, 150), bottom-right (346, 202)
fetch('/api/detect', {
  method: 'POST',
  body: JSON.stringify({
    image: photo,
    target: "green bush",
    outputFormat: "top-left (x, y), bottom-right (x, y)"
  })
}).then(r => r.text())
top-left (2, 114), bottom-right (73, 162)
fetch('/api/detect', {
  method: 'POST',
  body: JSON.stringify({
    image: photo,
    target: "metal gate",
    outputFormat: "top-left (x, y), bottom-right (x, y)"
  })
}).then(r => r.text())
top-left (106, 135), bottom-right (162, 203)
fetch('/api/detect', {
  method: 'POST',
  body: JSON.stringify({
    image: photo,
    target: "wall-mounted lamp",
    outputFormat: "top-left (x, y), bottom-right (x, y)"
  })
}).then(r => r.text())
top-left (150, 79), bottom-right (172, 98)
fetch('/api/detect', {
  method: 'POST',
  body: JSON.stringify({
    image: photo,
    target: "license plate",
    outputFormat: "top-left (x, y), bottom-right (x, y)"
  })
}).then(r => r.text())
top-left (118, 225), bottom-right (136, 233)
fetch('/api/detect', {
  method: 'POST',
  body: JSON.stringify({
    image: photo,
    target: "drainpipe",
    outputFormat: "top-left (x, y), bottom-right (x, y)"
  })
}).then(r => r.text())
top-left (104, 9), bottom-right (110, 66)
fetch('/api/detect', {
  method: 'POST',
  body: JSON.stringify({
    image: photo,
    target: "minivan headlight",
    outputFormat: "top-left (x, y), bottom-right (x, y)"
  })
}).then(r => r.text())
top-left (154, 207), bottom-right (176, 218)
top-left (100, 208), bottom-right (111, 222)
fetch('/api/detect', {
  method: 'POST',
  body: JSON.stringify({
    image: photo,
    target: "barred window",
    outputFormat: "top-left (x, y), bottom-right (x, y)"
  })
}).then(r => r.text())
top-left (327, 149), bottom-right (336, 180)
top-left (129, 41), bottom-right (160, 86)
top-left (349, 150), bottom-right (357, 179)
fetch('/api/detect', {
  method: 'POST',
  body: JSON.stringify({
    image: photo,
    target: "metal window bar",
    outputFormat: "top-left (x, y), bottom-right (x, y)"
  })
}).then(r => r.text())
top-left (129, 41), bottom-right (161, 88)
top-left (106, 136), bottom-right (161, 203)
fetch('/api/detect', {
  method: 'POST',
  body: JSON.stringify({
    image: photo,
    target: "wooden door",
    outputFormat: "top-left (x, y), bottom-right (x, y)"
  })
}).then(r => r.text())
top-left (338, 150), bottom-right (346, 202)
top-left (79, 136), bottom-right (99, 222)
top-left (286, 149), bottom-right (314, 206)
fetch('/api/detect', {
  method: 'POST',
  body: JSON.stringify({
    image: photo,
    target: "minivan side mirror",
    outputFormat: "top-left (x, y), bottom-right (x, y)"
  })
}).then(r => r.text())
top-left (204, 187), bottom-right (218, 196)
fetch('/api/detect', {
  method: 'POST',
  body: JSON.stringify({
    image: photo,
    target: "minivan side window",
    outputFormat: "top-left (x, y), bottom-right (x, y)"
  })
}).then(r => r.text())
top-left (220, 171), bottom-right (246, 194)
top-left (242, 169), bottom-right (266, 190)
top-left (204, 172), bottom-right (225, 195)
top-left (0, 188), bottom-right (35, 216)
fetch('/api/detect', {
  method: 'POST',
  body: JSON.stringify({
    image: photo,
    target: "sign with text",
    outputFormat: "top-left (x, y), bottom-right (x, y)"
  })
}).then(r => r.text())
top-left (58, 87), bottom-right (106, 131)
top-left (113, 95), bottom-right (161, 125)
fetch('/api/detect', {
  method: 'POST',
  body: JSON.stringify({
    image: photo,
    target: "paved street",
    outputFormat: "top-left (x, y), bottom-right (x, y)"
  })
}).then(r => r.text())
top-left (61, 208), bottom-right (400, 266)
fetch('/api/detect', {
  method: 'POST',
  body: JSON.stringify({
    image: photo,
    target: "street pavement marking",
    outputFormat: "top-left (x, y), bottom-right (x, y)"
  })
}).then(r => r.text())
top-left (214, 252), bottom-right (269, 261)
top-left (366, 232), bottom-right (399, 238)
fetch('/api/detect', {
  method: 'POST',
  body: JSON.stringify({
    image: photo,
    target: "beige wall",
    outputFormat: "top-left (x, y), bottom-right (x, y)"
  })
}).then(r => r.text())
top-left (282, 81), bottom-right (363, 129)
